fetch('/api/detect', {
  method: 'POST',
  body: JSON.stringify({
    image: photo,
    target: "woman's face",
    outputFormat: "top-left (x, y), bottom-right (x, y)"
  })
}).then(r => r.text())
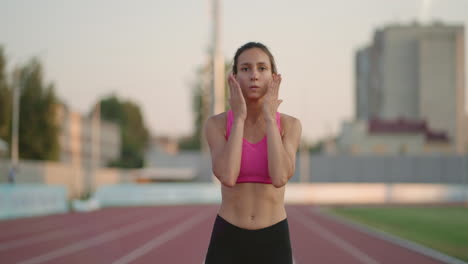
top-left (235, 48), bottom-right (274, 100)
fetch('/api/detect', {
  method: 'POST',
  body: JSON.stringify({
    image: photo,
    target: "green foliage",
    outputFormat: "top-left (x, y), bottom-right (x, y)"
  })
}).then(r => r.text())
top-left (0, 46), bottom-right (11, 143)
top-left (179, 59), bottom-right (231, 151)
top-left (0, 45), bottom-right (148, 164)
top-left (17, 59), bottom-right (60, 160)
top-left (100, 95), bottom-right (149, 168)
top-left (178, 136), bottom-right (201, 151)
top-left (309, 141), bottom-right (324, 154)
top-left (0, 54), bottom-right (61, 161)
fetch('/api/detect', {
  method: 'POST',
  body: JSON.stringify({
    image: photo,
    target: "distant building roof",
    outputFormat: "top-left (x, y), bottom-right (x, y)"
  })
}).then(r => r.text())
top-left (368, 118), bottom-right (449, 142)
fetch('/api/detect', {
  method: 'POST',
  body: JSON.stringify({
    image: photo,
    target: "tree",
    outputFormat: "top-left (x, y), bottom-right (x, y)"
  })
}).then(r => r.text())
top-left (99, 95), bottom-right (150, 168)
top-left (0, 46), bottom-right (11, 144)
top-left (309, 140), bottom-right (324, 154)
top-left (179, 64), bottom-right (209, 150)
top-left (16, 58), bottom-right (60, 160)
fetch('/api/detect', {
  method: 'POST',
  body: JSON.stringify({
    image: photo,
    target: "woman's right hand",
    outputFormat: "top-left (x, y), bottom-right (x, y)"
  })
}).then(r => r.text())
top-left (228, 73), bottom-right (247, 121)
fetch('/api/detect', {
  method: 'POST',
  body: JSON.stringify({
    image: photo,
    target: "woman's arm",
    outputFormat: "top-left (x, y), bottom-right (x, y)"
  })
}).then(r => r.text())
top-left (204, 73), bottom-right (247, 187)
top-left (263, 74), bottom-right (302, 188)
top-left (204, 115), bottom-right (244, 187)
top-left (266, 116), bottom-right (302, 188)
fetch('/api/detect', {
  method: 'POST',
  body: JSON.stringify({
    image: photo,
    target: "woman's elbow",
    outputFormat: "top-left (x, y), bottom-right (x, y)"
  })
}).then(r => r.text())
top-left (272, 171), bottom-right (293, 188)
top-left (272, 179), bottom-right (286, 188)
top-left (212, 167), bottom-right (236, 187)
top-left (272, 175), bottom-right (288, 188)
top-left (221, 178), bottom-right (236, 188)
top-left (220, 173), bottom-right (236, 187)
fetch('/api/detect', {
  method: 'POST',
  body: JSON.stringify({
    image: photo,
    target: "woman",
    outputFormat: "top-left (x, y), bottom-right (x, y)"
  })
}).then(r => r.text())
top-left (204, 42), bottom-right (302, 264)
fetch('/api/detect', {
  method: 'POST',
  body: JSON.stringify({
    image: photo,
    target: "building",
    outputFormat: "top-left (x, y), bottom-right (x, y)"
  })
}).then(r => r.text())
top-left (355, 47), bottom-right (374, 121)
top-left (337, 118), bottom-right (451, 155)
top-left (355, 22), bottom-right (466, 153)
top-left (140, 137), bottom-right (197, 182)
top-left (55, 104), bottom-right (120, 169)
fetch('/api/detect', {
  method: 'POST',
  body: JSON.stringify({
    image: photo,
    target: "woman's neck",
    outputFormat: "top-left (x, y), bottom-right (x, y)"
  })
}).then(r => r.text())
top-left (245, 100), bottom-right (264, 125)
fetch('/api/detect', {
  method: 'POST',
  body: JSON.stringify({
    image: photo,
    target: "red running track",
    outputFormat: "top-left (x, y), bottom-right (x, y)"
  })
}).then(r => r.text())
top-left (0, 204), bottom-right (448, 264)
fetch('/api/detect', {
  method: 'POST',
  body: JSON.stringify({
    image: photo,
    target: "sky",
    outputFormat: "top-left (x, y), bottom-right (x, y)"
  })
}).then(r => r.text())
top-left (1, 0), bottom-right (467, 143)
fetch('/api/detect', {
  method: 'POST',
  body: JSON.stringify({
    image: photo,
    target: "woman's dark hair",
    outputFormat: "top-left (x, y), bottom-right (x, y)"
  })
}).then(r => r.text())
top-left (232, 42), bottom-right (277, 74)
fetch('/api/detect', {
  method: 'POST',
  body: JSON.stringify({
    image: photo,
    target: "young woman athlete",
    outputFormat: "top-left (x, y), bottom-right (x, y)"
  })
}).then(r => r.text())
top-left (204, 42), bottom-right (302, 264)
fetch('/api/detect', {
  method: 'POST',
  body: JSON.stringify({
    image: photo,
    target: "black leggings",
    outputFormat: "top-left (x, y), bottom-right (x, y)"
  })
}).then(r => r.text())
top-left (205, 214), bottom-right (293, 264)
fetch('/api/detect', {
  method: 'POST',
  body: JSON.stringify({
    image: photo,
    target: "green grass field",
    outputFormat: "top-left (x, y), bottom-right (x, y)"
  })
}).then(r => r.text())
top-left (327, 206), bottom-right (468, 262)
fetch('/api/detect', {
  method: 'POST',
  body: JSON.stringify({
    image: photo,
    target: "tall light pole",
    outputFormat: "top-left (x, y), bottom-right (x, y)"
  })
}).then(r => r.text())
top-left (211, 0), bottom-right (224, 115)
top-left (200, 57), bottom-right (211, 154)
top-left (9, 67), bottom-right (32, 183)
top-left (90, 101), bottom-right (100, 194)
top-left (207, 0), bottom-right (224, 184)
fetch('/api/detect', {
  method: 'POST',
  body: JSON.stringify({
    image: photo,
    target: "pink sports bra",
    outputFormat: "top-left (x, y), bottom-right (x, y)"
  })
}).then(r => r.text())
top-left (224, 110), bottom-right (282, 184)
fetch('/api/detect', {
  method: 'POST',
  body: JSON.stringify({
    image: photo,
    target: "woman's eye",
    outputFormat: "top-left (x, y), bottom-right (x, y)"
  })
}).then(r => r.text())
top-left (241, 67), bottom-right (248, 72)
top-left (259, 67), bottom-right (267, 71)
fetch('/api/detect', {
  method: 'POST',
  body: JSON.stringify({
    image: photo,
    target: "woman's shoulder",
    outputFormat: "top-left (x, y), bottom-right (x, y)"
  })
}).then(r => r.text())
top-left (279, 113), bottom-right (300, 125)
top-left (279, 113), bottom-right (302, 135)
top-left (207, 111), bottom-right (228, 125)
top-left (205, 111), bottom-right (228, 134)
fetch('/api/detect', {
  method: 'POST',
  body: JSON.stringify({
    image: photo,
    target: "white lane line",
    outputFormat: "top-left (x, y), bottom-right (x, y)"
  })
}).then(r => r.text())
top-left (0, 218), bottom-right (71, 238)
top-left (315, 207), bottom-right (468, 264)
top-left (0, 209), bottom-right (141, 239)
top-left (0, 210), bottom-right (117, 238)
top-left (113, 209), bottom-right (212, 264)
top-left (291, 208), bottom-right (380, 264)
top-left (17, 209), bottom-right (191, 264)
top-left (0, 211), bottom-right (151, 251)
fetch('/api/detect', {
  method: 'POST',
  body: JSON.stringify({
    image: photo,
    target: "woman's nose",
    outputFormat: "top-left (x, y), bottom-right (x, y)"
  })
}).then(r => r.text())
top-left (250, 70), bottom-right (259, 81)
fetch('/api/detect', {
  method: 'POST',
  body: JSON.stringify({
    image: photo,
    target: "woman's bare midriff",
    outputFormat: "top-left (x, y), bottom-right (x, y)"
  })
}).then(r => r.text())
top-left (217, 182), bottom-right (287, 230)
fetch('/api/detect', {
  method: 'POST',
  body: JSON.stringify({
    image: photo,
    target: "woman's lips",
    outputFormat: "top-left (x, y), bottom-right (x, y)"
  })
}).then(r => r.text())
top-left (249, 85), bottom-right (260, 89)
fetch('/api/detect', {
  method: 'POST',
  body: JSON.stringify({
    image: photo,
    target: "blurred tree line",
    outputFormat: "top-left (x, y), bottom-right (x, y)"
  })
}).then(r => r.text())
top-left (0, 47), bottom-right (11, 148)
top-left (179, 60), bottom-right (231, 151)
top-left (98, 95), bottom-right (149, 168)
top-left (0, 45), bottom-right (149, 168)
top-left (0, 46), bottom-right (60, 160)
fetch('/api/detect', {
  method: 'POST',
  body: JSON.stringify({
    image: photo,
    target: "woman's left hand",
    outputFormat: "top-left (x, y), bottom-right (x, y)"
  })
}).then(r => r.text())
top-left (263, 73), bottom-right (282, 122)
